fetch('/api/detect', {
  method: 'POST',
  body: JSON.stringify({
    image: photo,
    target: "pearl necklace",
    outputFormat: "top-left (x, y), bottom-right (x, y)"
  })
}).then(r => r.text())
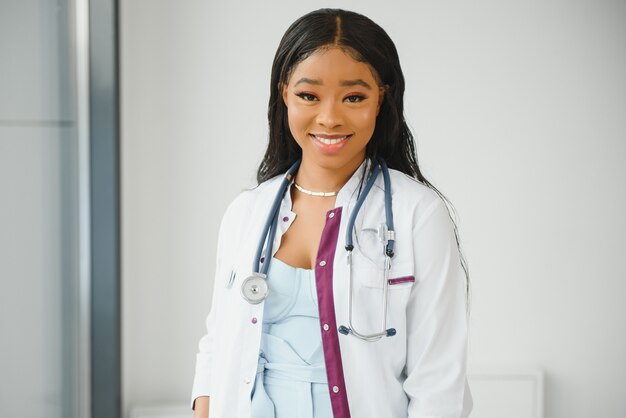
top-left (293, 182), bottom-right (338, 197)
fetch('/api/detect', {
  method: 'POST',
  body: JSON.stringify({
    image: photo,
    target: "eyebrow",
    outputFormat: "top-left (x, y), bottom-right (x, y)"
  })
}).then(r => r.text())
top-left (340, 79), bottom-right (372, 89)
top-left (294, 77), bottom-right (322, 87)
top-left (293, 78), bottom-right (372, 90)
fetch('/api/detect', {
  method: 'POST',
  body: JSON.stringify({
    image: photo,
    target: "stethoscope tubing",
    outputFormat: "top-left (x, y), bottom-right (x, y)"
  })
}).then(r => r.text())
top-left (244, 157), bottom-right (397, 341)
top-left (252, 159), bottom-right (301, 276)
top-left (344, 161), bottom-right (379, 251)
top-left (380, 158), bottom-right (395, 257)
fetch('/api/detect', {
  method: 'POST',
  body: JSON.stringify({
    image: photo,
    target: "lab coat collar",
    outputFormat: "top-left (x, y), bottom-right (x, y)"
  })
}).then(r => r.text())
top-left (334, 157), bottom-right (370, 209)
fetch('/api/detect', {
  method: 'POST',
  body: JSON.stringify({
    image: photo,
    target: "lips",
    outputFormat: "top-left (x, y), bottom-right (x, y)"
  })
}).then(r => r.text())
top-left (308, 133), bottom-right (353, 154)
top-left (309, 133), bottom-right (352, 145)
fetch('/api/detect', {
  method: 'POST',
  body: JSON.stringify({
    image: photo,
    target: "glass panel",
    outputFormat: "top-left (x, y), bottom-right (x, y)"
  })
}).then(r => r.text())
top-left (0, 1), bottom-right (85, 417)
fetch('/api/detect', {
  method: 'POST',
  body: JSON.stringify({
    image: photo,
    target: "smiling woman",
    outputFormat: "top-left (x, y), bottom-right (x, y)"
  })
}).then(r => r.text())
top-left (191, 8), bottom-right (471, 418)
top-left (281, 47), bottom-right (383, 173)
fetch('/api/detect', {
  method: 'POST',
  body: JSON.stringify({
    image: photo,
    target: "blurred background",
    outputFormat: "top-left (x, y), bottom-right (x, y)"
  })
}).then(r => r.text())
top-left (1, 1), bottom-right (624, 417)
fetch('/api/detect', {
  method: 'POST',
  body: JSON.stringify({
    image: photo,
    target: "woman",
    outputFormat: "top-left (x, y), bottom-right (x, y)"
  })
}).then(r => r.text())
top-left (192, 8), bottom-right (472, 418)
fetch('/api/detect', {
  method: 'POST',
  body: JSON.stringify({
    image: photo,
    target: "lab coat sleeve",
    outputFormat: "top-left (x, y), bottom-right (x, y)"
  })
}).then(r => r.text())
top-left (190, 208), bottom-right (230, 410)
top-left (404, 197), bottom-right (471, 418)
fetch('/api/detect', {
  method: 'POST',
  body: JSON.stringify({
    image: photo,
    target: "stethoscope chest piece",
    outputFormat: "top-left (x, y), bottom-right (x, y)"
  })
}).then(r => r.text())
top-left (241, 273), bottom-right (269, 304)
top-left (242, 157), bottom-right (397, 342)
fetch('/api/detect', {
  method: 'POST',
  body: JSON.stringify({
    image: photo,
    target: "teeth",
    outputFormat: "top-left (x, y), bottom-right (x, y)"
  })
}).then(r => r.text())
top-left (312, 135), bottom-right (349, 145)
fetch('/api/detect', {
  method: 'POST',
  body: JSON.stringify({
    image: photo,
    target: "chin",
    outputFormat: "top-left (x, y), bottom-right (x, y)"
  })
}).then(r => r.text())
top-left (311, 153), bottom-right (366, 170)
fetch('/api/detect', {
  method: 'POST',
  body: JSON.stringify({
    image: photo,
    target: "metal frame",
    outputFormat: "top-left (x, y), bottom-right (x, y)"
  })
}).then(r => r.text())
top-left (74, 0), bottom-right (93, 416)
top-left (88, 0), bottom-right (121, 417)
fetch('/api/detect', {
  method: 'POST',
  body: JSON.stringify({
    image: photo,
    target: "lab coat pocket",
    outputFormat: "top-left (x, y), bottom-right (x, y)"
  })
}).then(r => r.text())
top-left (351, 248), bottom-right (386, 288)
top-left (353, 222), bottom-right (415, 290)
top-left (348, 252), bottom-right (414, 336)
top-left (352, 225), bottom-right (389, 288)
top-left (352, 250), bottom-right (414, 290)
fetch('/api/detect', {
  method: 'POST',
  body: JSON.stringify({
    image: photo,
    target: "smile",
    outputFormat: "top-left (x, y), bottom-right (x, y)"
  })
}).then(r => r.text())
top-left (309, 134), bottom-right (352, 145)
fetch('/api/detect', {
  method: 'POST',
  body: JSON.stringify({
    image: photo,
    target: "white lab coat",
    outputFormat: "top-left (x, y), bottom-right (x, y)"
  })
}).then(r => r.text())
top-left (191, 158), bottom-right (473, 418)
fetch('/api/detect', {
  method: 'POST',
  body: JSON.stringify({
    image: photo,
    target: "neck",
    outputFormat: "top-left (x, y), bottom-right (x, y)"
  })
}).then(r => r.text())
top-left (294, 154), bottom-right (366, 194)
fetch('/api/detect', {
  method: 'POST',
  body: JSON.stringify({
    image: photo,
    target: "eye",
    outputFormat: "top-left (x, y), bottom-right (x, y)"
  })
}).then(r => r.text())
top-left (295, 92), bottom-right (317, 101)
top-left (344, 95), bottom-right (367, 103)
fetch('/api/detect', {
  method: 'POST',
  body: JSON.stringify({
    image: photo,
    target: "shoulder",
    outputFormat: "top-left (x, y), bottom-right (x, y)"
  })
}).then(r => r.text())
top-left (386, 168), bottom-right (457, 240)
top-left (387, 168), bottom-right (444, 216)
top-left (220, 174), bottom-right (283, 227)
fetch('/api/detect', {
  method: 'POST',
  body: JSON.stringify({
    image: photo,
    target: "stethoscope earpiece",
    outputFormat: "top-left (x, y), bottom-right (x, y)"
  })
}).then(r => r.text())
top-left (338, 326), bottom-right (351, 335)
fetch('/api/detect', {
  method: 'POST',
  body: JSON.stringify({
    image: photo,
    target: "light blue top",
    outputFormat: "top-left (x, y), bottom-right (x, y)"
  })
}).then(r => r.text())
top-left (250, 256), bottom-right (333, 418)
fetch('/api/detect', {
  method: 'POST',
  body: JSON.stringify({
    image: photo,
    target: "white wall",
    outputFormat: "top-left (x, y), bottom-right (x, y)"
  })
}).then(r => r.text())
top-left (121, 1), bottom-right (626, 417)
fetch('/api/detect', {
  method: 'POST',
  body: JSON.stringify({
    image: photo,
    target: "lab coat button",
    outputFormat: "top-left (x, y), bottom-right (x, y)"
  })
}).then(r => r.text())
top-left (282, 216), bottom-right (289, 222)
top-left (244, 377), bottom-right (251, 384)
top-left (319, 260), bottom-right (326, 267)
top-left (323, 323), bottom-right (329, 331)
top-left (251, 317), bottom-right (258, 324)
top-left (332, 385), bottom-right (339, 393)
top-left (328, 212), bottom-right (335, 219)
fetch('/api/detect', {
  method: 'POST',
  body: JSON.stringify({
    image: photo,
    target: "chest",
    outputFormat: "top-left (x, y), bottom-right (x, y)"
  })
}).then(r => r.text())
top-left (273, 187), bottom-right (336, 269)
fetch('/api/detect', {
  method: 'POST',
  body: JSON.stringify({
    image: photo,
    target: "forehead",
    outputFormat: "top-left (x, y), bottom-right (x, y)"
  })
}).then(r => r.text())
top-left (287, 47), bottom-right (379, 85)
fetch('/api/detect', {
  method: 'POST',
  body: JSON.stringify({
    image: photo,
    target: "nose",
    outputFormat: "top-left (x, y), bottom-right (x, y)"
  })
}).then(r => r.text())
top-left (316, 99), bottom-right (343, 128)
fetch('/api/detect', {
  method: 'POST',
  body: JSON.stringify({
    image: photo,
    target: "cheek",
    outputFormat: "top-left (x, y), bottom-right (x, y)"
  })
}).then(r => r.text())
top-left (354, 107), bottom-right (379, 132)
top-left (286, 111), bottom-right (304, 146)
top-left (287, 106), bottom-right (312, 134)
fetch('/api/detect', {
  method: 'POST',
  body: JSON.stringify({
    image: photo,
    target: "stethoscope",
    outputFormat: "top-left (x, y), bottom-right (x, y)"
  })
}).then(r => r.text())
top-left (241, 157), bottom-right (397, 342)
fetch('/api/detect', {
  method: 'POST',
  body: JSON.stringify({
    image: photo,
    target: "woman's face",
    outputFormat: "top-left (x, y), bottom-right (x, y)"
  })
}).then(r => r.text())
top-left (282, 47), bottom-right (383, 171)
